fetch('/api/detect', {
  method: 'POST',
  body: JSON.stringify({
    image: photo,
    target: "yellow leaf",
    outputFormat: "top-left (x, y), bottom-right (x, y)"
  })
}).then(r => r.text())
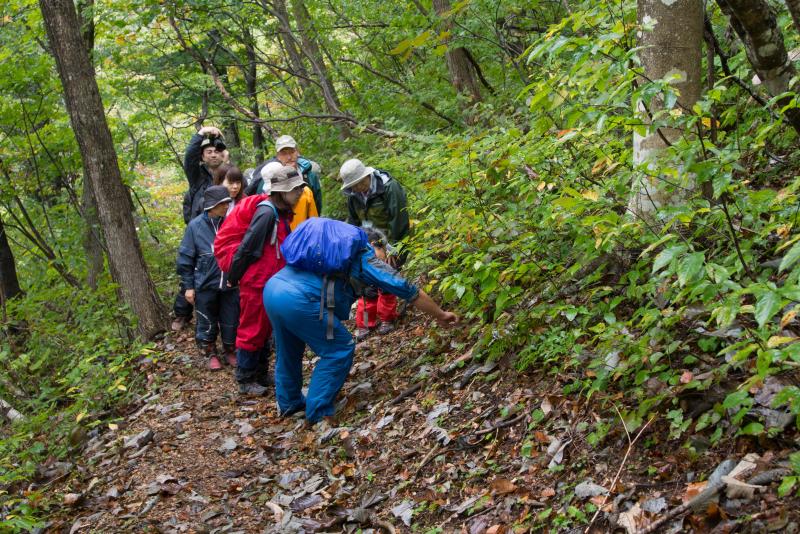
top-left (537, 181), bottom-right (547, 191)
top-left (767, 335), bottom-right (797, 348)
top-left (595, 237), bottom-right (602, 249)
top-left (781, 309), bottom-right (797, 328)
top-left (76, 411), bottom-right (87, 422)
top-left (581, 190), bottom-right (599, 201)
top-left (701, 117), bottom-right (719, 128)
top-left (108, 423), bottom-right (119, 431)
top-left (115, 35), bottom-right (125, 45)
top-left (117, 384), bottom-right (127, 391)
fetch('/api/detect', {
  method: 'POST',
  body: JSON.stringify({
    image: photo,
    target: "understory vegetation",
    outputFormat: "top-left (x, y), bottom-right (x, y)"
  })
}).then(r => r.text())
top-left (3, 0), bottom-right (800, 529)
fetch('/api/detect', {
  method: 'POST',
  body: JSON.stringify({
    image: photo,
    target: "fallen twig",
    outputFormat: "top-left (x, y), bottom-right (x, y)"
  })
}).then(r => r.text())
top-left (474, 412), bottom-right (527, 435)
top-left (389, 382), bottom-right (424, 405)
top-left (414, 445), bottom-right (441, 476)
top-left (585, 408), bottom-right (655, 533)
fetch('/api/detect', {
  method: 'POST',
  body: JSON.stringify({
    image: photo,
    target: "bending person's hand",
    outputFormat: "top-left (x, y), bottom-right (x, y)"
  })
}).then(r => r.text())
top-left (412, 289), bottom-right (458, 328)
top-left (436, 311), bottom-right (459, 327)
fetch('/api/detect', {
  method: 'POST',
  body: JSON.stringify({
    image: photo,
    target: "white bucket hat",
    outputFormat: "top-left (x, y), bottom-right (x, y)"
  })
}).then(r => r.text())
top-left (275, 135), bottom-right (297, 153)
top-left (259, 161), bottom-right (284, 194)
top-left (339, 159), bottom-right (375, 190)
top-left (270, 165), bottom-right (305, 193)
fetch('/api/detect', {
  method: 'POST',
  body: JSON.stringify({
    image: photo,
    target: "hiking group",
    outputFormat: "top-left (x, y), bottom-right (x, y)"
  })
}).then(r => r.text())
top-left (175, 126), bottom-right (457, 426)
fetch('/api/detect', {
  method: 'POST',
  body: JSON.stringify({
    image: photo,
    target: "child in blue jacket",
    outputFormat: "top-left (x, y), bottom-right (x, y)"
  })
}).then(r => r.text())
top-left (177, 186), bottom-right (239, 370)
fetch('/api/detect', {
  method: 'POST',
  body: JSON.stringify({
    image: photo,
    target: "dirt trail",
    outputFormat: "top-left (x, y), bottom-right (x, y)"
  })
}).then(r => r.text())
top-left (50, 313), bottom-right (798, 533)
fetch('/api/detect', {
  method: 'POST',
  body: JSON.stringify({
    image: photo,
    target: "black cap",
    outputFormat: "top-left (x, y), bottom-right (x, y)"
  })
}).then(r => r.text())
top-left (203, 185), bottom-right (232, 211)
top-left (200, 136), bottom-right (227, 151)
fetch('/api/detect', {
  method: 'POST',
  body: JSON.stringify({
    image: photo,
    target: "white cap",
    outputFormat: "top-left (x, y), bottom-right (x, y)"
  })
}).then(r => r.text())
top-left (259, 161), bottom-right (284, 194)
top-left (339, 159), bottom-right (375, 190)
top-left (275, 135), bottom-right (297, 153)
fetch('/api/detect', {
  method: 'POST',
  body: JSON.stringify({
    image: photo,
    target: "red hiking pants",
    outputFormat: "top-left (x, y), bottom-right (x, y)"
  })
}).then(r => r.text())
top-left (355, 291), bottom-right (398, 328)
top-left (236, 285), bottom-right (271, 351)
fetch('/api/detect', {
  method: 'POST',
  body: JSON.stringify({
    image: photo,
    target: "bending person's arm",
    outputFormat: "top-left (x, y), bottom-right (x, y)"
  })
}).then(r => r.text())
top-left (355, 248), bottom-right (457, 326)
top-left (409, 289), bottom-right (458, 326)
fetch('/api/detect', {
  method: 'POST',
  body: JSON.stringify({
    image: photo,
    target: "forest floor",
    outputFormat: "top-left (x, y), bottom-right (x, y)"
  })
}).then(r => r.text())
top-left (46, 310), bottom-right (800, 533)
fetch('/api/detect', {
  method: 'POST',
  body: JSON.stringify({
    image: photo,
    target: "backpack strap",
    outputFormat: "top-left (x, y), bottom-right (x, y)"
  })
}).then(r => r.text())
top-left (319, 274), bottom-right (336, 340)
top-left (257, 200), bottom-right (281, 259)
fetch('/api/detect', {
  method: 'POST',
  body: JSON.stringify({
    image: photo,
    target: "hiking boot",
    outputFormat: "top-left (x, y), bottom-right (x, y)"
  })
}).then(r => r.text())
top-left (208, 355), bottom-right (223, 371)
top-left (223, 345), bottom-right (237, 367)
top-left (355, 327), bottom-right (371, 342)
top-left (256, 373), bottom-right (274, 387)
top-left (238, 382), bottom-right (269, 396)
top-left (171, 315), bottom-right (190, 332)
top-left (377, 321), bottom-right (395, 335)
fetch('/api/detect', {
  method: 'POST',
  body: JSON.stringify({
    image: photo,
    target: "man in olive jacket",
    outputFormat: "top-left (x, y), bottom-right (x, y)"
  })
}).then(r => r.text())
top-left (339, 158), bottom-right (409, 338)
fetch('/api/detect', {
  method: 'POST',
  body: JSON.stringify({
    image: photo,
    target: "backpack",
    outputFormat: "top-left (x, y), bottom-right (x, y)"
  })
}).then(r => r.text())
top-left (214, 195), bottom-right (279, 273)
top-left (281, 218), bottom-right (369, 339)
top-left (281, 218), bottom-right (368, 274)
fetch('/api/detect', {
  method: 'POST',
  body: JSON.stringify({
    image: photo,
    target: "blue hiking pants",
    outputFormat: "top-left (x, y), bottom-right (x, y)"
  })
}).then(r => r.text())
top-left (263, 272), bottom-right (355, 424)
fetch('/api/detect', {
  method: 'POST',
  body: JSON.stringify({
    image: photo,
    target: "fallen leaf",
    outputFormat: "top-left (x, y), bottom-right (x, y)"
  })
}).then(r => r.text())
top-left (490, 478), bottom-right (517, 495)
top-left (63, 493), bottom-right (82, 506)
top-left (391, 499), bottom-right (415, 526)
top-left (540, 487), bottom-right (555, 499)
top-left (683, 481), bottom-right (708, 504)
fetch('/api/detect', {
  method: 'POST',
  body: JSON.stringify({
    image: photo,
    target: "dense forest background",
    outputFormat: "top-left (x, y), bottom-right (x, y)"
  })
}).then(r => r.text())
top-left (3, 0), bottom-right (800, 529)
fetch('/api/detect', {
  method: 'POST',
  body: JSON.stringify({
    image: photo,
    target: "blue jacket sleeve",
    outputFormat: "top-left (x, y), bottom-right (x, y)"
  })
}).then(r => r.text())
top-left (177, 224), bottom-right (197, 290)
top-left (353, 248), bottom-right (419, 301)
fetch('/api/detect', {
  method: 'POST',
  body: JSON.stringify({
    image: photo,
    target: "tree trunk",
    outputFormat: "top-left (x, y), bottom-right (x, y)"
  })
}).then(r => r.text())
top-left (244, 29), bottom-right (266, 158)
top-left (289, 0), bottom-right (351, 137)
top-left (39, 0), bottom-right (167, 338)
top-left (270, 0), bottom-right (312, 94)
top-left (785, 0), bottom-right (800, 41)
top-left (432, 0), bottom-right (483, 105)
top-left (717, 0), bottom-right (800, 134)
top-left (0, 214), bottom-right (22, 304)
top-left (630, 0), bottom-right (703, 218)
top-left (77, 0), bottom-right (105, 289)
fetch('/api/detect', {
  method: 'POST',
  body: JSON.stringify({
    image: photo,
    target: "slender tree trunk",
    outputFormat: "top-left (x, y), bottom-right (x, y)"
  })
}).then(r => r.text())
top-left (270, 0), bottom-right (312, 93)
top-left (77, 0), bottom-right (105, 289)
top-left (432, 0), bottom-right (483, 105)
top-left (717, 0), bottom-right (800, 134)
top-left (630, 0), bottom-right (703, 218)
top-left (39, 0), bottom-right (167, 338)
top-left (785, 0), bottom-right (800, 39)
top-left (0, 214), bottom-right (22, 303)
top-left (244, 29), bottom-right (265, 158)
top-left (290, 0), bottom-right (351, 137)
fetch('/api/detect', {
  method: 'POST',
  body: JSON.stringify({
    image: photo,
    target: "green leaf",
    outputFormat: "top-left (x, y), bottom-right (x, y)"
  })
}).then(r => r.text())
top-left (755, 290), bottom-right (783, 329)
top-left (653, 245), bottom-right (687, 273)
top-left (677, 252), bottom-right (704, 286)
top-left (739, 422), bottom-right (764, 436)
top-left (777, 476), bottom-right (797, 497)
top-left (722, 389), bottom-right (750, 410)
top-left (779, 241), bottom-right (800, 272)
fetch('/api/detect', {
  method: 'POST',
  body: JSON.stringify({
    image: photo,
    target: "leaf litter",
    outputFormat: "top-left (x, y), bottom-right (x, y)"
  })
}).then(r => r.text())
top-left (44, 314), bottom-right (800, 532)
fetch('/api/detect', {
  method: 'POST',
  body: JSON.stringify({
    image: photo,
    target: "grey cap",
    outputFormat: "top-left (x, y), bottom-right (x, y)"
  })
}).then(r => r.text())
top-left (275, 135), bottom-right (297, 152)
top-left (203, 185), bottom-right (232, 211)
top-left (270, 165), bottom-right (305, 193)
top-left (340, 159), bottom-right (375, 190)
